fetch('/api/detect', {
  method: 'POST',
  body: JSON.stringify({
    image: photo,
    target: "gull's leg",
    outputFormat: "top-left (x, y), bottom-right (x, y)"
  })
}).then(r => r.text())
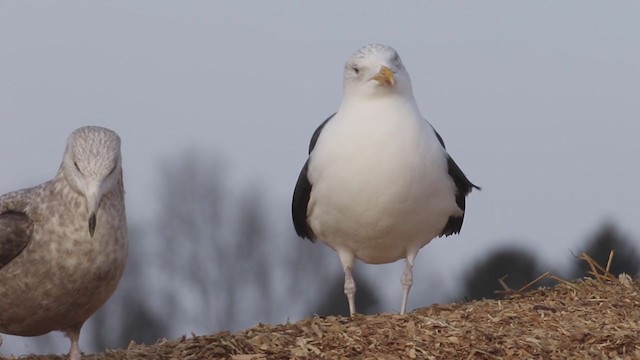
top-left (344, 266), bottom-right (356, 316)
top-left (65, 326), bottom-right (82, 360)
top-left (337, 249), bottom-right (357, 316)
top-left (400, 252), bottom-right (417, 315)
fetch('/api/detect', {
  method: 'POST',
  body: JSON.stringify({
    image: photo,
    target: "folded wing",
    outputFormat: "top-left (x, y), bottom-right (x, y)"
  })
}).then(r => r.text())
top-left (433, 129), bottom-right (480, 236)
top-left (0, 209), bottom-right (34, 270)
top-left (292, 114), bottom-right (335, 241)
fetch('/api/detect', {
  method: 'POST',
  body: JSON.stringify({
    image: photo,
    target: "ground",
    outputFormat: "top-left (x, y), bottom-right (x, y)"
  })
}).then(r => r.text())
top-left (2, 271), bottom-right (640, 359)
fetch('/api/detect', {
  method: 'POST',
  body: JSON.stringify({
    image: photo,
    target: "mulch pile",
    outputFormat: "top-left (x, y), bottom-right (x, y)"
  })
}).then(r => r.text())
top-left (4, 255), bottom-right (640, 359)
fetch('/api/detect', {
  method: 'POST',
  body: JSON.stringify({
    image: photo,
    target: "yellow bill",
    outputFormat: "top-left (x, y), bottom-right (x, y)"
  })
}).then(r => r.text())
top-left (371, 65), bottom-right (395, 87)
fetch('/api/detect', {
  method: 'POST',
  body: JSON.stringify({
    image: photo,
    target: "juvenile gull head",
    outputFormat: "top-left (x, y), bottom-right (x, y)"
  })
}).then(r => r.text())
top-left (61, 127), bottom-right (122, 237)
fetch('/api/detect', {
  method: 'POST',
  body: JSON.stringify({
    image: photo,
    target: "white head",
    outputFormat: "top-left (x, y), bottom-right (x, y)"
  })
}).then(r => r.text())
top-left (61, 126), bottom-right (122, 237)
top-left (342, 44), bottom-right (414, 99)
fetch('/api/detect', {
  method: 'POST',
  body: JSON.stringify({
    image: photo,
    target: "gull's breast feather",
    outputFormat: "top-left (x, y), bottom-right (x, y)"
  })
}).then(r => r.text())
top-left (307, 97), bottom-right (459, 263)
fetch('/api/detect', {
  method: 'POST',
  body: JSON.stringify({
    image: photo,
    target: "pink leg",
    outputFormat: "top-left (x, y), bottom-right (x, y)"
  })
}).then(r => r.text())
top-left (65, 327), bottom-right (82, 360)
top-left (400, 253), bottom-right (417, 315)
top-left (337, 250), bottom-right (357, 316)
top-left (400, 262), bottom-right (413, 315)
top-left (344, 266), bottom-right (357, 316)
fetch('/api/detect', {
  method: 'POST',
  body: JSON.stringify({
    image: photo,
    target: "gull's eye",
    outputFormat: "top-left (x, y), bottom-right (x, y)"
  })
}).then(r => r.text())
top-left (107, 163), bottom-right (117, 177)
top-left (351, 65), bottom-right (360, 75)
top-left (74, 161), bottom-right (81, 172)
top-left (394, 54), bottom-right (401, 66)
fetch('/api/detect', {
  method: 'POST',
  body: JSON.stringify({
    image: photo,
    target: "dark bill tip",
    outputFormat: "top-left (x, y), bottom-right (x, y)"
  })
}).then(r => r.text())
top-left (88, 212), bottom-right (97, 237)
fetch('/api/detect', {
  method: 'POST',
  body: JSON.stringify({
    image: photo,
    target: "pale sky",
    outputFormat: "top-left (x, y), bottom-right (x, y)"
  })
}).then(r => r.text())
top-left (1, 1), bottom-right (639, 356)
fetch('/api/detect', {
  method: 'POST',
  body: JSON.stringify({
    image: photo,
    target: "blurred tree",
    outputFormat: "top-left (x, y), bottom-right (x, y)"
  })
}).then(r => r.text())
top-left (312, 271), bottom-right (380, 317)
top-left (153, 150), bottom-right (336, 334)
top-left (571, 222), bottom-right (640, 279)
top-left (280, 233), bottom-right (336, 321)
top-left (230, 187), bottom-right (274, 324)
top-left (458, 247), bottom-right (546, 301)
top-left (89, 225), bottom-right (168, 351)
top-left (156, 151), bottom-right (262, 332)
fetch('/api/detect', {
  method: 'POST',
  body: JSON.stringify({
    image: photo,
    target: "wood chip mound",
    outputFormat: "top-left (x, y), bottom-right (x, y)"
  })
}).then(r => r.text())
top-left (3, 275), bottom-right (639, 360)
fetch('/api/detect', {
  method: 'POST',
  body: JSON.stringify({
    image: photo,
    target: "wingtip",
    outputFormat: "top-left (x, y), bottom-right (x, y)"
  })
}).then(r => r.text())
top-left (294, 225), bottom-right (317, 243)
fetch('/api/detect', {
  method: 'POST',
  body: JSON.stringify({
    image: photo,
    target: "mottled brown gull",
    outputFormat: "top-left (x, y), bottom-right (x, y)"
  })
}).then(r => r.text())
top-left (292, 44), bottom-right (479, 316)
top-left (0, 126), bottom-right (127, 360)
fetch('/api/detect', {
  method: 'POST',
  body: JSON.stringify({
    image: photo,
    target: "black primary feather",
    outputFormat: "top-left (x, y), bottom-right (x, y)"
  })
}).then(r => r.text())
top-left (433, 129), bottom-right (480, 236)
top-left (292, 114), bottom-right (335, 241)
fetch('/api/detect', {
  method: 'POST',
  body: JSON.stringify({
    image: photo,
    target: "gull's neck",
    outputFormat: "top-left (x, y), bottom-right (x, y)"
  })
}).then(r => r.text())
top-left (339, 90), bottom-right (421, 117)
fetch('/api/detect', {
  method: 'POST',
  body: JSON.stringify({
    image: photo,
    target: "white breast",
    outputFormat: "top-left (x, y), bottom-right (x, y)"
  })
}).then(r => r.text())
top-left (307, 97), bottom-right (460, 264)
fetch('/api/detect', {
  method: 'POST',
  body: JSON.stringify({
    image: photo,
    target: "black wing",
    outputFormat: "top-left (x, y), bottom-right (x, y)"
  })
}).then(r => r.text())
top-left (0, 210), bottom-right (34, 270)
top-left (292, 113), bottom-right (335, 241)
top-left (434, 129), bottom-right (481, 237)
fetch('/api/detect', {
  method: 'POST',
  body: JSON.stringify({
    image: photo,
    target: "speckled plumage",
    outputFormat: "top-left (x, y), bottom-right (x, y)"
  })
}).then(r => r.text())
top-left (0, 126), bottom-right (127, 360)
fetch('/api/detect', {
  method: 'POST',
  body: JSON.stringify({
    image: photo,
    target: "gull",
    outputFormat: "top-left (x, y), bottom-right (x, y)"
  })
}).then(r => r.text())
top-left (292, 44), bottom-right (479, 315)
top-left (0, 126), bottom-right (127, 360)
